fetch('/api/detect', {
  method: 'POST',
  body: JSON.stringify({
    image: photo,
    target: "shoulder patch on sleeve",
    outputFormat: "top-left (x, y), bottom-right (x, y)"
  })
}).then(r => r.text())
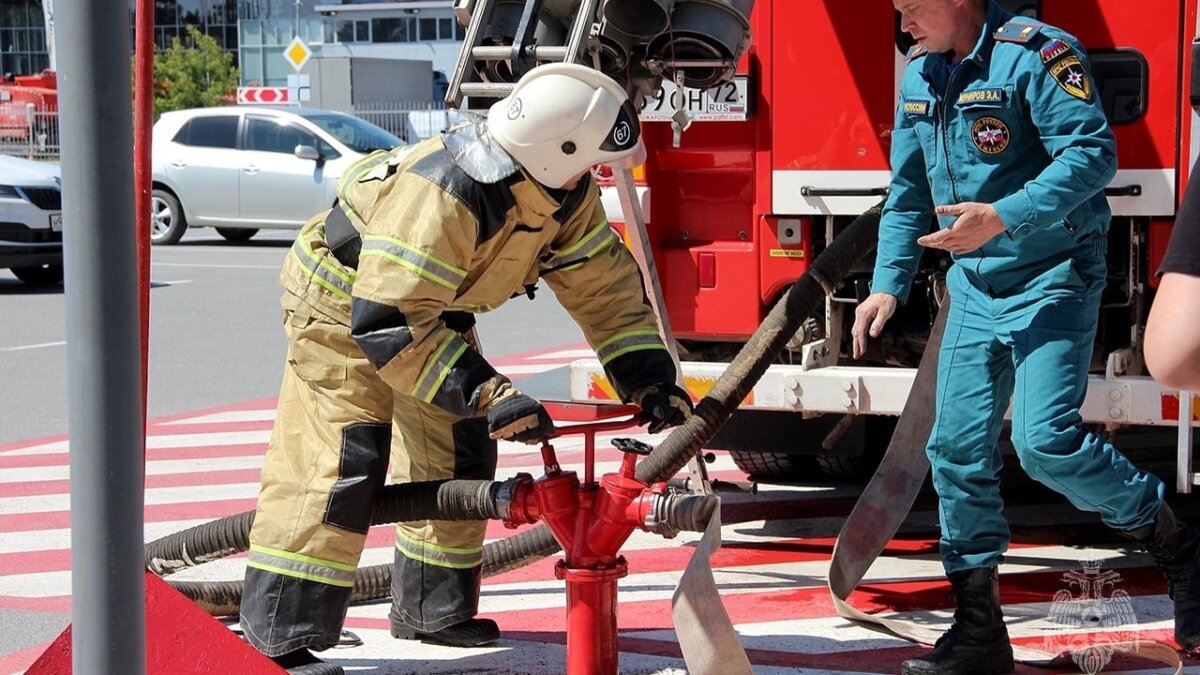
top-left (1047, 54), bottom-right (1093, 100)
top-left (1032, 32), bottom-right (1094, 100)
top-left (1039, 37), bottom-right (1072, 63)
top-left (994, 20), bottom-right (1042, 43)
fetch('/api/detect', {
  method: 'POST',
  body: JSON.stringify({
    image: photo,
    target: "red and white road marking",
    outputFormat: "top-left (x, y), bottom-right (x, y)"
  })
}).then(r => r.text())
top-left (0, 344), bottom-right (1193, 673)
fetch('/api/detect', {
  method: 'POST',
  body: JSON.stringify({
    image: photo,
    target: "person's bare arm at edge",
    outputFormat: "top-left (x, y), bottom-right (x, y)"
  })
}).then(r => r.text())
top-left (1146, 272), bottom-right (1200, 391)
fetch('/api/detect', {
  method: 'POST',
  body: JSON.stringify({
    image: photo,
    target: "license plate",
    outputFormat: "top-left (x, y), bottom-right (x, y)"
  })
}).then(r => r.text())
top-left (49, 213), bottom-right (62, 231)
top-left (639, 75), bottom-right (751, 123)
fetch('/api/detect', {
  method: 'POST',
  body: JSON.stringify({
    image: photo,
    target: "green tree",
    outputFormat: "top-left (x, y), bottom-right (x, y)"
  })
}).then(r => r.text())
top-left (150, 25), bottom-right (239, 118)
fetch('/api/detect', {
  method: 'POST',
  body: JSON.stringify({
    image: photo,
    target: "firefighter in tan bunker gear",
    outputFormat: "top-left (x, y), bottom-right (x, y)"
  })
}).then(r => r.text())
top-left (239, 63), bottom-right (694, 674)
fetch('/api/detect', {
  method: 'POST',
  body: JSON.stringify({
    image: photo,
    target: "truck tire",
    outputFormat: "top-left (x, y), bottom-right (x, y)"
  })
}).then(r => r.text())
top-left (814, 453), bottom-right (870, 480)
top-left (150, 189), bottom-right (187, 245)
top-left (10, 263), bottom-right (63, 285)
top-left (715, 410), bottom-right (895, 483)
top-left (216, 227), bottom-right (258, 242)
top-left (729, 450), bottom-right (807, 481)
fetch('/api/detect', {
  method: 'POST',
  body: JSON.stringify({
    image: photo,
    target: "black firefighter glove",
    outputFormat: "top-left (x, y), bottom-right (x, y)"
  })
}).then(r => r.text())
top-left (481, 379), bottom-right (555, 444)
top-left (632, 382), bottom-right (694, 434)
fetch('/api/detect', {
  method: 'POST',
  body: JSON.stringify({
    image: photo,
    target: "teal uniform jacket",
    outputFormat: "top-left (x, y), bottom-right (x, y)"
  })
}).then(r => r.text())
top-left (873, 0), bottom-right (1116, 301)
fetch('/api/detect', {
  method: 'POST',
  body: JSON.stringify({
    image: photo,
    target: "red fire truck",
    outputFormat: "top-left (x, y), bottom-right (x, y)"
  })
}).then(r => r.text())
top-left (559, 0), bottom-right (1200, 483)
top-left (0, 70), bottom-right (57, 141)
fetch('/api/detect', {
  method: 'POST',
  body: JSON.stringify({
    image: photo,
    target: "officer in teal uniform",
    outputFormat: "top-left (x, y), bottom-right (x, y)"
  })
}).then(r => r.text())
top-left (853, 1), bottom-right (1200, 673)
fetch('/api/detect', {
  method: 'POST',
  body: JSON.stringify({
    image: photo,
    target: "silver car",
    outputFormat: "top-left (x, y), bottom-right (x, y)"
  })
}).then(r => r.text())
top-left (0, 154), bottom-right (63, 285)
top-left (150, 106), bottom-right (403, 245)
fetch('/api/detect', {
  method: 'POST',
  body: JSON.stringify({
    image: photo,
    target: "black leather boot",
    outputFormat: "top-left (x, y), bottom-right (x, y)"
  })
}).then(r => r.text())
top-left (900, 567), bottom-right (1015, 675)
top-left (270, 648), bottom-right (344, 675)
top-left (391, 617), bottom-right (500, 648)
top-left (1127, 502), bottom-right (1200, 653)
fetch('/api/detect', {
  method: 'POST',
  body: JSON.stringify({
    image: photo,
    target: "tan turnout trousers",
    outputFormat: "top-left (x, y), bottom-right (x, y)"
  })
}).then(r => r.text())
top-left (240, 290), bottom-right (496, 657)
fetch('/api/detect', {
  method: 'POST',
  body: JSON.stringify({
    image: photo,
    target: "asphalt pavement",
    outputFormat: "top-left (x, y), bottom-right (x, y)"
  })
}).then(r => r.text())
top-left (0, 227), bottom-right (585, 445)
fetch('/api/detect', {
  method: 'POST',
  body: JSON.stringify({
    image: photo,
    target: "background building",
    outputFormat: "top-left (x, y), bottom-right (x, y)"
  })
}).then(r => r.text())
top-left (0, 0), bottom-right (461, 88)
top-left (240, 1), bottom-right (461, 87)
top-left (0, 0), bottom-right (50, 76)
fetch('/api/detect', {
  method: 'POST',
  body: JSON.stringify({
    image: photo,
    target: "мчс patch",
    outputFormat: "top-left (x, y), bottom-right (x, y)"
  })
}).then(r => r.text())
top-left (1049, 55), bottom-right (1092, 100)
top-left (971, 117), bottom-right (1011, 155)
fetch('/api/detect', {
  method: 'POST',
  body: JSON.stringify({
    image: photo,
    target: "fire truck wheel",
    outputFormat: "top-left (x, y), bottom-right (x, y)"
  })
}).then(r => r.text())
top-left (728, 451), bottom-right (807, 482)
top-left (216, 227), bottom-right (258, 242)
top-left (724, 413), bottom-right (893, 483)
top-left (814, 453), bottom-right (872, 481)
top-left (150, 189), bottom-right (187, 245)
top-left (10, 263), bottom-right (63, 286)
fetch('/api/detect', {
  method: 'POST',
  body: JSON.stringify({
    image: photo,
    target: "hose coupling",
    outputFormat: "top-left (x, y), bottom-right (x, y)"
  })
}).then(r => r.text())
top-left (644, 490), bottom-right (720, 537)
top-left (497, 473), bottom-right (535, 527)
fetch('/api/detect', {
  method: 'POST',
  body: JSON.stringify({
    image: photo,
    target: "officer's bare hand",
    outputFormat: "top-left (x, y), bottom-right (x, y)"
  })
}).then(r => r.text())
top-left (918, 202), bottom-right (1006, 255)
top-left (852, 293), bottom-right (898, 359)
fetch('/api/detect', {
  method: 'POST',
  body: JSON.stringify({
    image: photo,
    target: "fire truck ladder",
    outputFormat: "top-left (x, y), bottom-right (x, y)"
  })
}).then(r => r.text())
top-left (446, 0), bottom-right (602, 106)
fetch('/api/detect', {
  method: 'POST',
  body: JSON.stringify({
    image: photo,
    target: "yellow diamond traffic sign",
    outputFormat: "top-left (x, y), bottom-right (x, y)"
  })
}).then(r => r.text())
top-left (283, 36), bottom-right (312, 72)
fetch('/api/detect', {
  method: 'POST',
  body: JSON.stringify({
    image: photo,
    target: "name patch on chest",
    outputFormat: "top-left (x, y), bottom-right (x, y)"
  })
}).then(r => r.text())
top-left (972, 117), bottom-right (1011, 155)
top-left (957, 88), bottom-right (1005, 106)
top-left (903, 99), bottom-right (931, 116)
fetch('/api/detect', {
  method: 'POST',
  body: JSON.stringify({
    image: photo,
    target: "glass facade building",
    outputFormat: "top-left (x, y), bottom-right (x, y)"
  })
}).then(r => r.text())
top-left (2, 1), bottom-right (461, 84)
top-left (240, 1), bottom-right (462, 86)
top-left (0, 1), bottom-right (49, 76)
top-left (1, 0), bottom-right (243, 75)
top-left (238, 0), bottom-right (328, 86)
top-left (147, 0), bottom-right (241, 52)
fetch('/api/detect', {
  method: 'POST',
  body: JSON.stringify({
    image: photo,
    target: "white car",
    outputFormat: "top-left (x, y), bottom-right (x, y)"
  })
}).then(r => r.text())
top-left (150, 106), bottom-right (404, 245)
top-left (0, 154), bottom-right (63, 285)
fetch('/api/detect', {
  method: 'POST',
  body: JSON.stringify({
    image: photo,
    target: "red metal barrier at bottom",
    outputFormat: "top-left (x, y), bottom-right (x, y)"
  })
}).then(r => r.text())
top-left (26, 572), bottom-right (285, 674)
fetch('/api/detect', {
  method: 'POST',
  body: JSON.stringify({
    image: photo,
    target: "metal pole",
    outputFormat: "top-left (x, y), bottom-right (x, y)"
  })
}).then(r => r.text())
top-left (136, 0), bottom-right (155, 418)
top-left (1179, 391), bottom-right (1194, 494)
top-left (41, 0), bottom-right (57, 71)
top-left (58, 1), bottom-right (145, 673)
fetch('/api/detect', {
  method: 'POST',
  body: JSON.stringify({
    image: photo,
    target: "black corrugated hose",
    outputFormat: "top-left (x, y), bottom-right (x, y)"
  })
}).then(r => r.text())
top-left (147, 204), bottom-right (881, 615)
top-left (146, 479), bottom-right (509, 575)
top-left (479, 203), bottom-right (882, 576)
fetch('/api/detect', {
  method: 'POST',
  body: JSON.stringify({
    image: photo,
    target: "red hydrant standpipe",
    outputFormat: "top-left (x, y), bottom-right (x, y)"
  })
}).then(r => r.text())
top-left (505, 407), bottom-right (671, 675)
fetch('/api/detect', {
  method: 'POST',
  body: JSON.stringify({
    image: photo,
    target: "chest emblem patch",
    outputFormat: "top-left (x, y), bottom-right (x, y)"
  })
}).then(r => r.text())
top-left (972, 117), bottom-right (1010, 155)
top-left (1049, 55), bottom-right (1093, 100)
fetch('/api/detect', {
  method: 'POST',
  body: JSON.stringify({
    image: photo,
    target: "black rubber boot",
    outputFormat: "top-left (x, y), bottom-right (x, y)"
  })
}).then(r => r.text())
top-left (900, 567), bottom-right (1015, 675)
top-left (391, 617), bottom-right (500, 647)
top-left (1127, 502), bottom-right (1200, 653)
top-left (270, 648), bottom-right (344, 675)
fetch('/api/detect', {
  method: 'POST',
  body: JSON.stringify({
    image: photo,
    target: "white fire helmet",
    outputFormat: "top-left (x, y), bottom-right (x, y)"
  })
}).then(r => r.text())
top-left (487, 63), bottom-right (646, 189)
